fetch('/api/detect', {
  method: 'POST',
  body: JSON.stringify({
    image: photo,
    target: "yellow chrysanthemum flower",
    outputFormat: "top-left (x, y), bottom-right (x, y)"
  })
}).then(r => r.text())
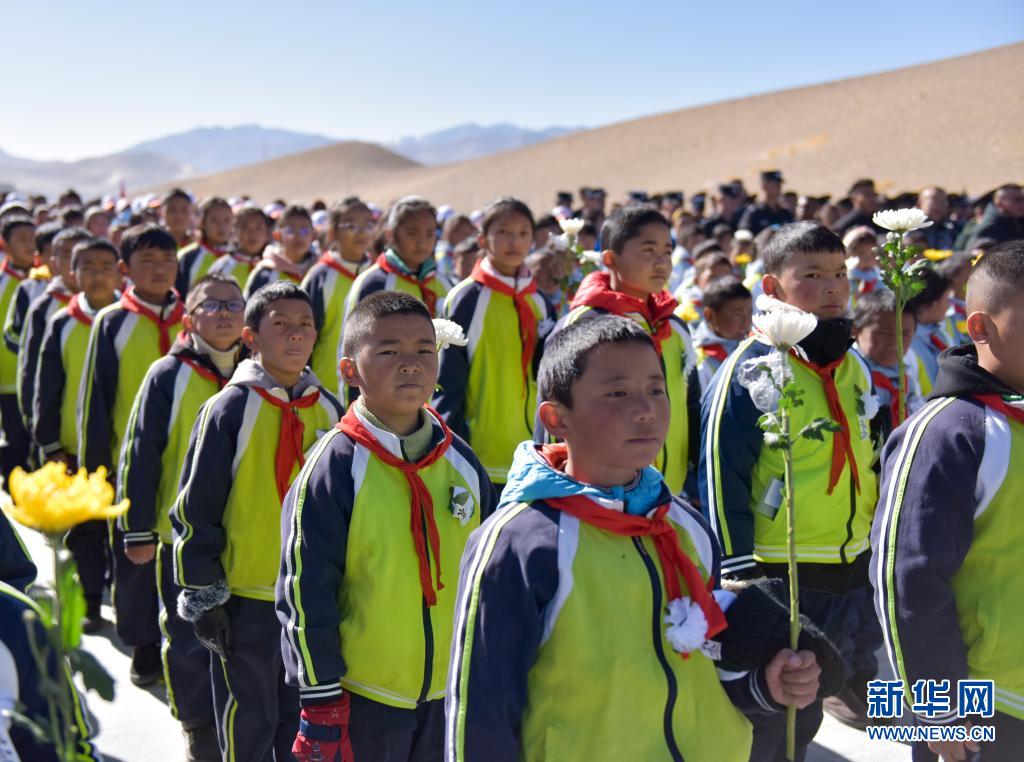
top-left (676, 303), bottom-right (700, 324)
top-left (2, 463), bottom-right (129, 534)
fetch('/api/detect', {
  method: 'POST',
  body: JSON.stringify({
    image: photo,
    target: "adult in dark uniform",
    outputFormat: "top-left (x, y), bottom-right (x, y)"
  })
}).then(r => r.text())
top-left (738, 170), bottom-right (795, 234)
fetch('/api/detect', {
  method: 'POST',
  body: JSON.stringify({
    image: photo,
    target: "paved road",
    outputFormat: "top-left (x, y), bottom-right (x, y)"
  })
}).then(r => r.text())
top-left (19, 528), bottom-right (908, 761)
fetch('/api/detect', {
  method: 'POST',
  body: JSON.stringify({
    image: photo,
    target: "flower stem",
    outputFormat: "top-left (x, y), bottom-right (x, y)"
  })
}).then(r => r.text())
top-left (894, 297), bottom-right (906, 426)
top-left (779, 374), bottom-right (800, 762)
top-left (50, 537), bottom-right (76, 759)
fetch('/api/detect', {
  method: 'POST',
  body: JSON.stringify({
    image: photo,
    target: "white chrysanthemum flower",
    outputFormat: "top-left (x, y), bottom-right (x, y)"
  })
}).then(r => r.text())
top-left (872, 208), bottom-right (932, 234)
top-left (559, 218), bottom-right (585, 237)
top-left (578, 250), bottom-right (603, 267)
top-left (664, 597), bottom-right (709, 655)
top-left (755, 294), bottom-right (803, 314)
top-left (738, 352), bottom-right (789, 413)
top-left (861, 389), bottom-right (880, 420)
top-left (752, 308), bottom-right (818, 351)
top-left (433, 319), bottom-right (468, 350)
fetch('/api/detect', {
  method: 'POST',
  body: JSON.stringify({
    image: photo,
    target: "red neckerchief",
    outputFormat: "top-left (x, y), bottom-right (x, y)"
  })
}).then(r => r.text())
top-left (470, 260), bottom-right (539, 394)
top-left (974, 395), bottom-right (1024, 426)
top-left (52, 289), bottom-right (72, 306)
top-left (67, 294), bottom-right (94, 327)
top-left (0, 259), bottom-right (27, 282)
top-left (951, 300), bottom-right (967, 320)
top-left (870, 370), bottom-right (907, 427)
top-left (253, 386), bottom-right (322, 501)
top-left (537, 443), bottom-right (726, 657)
top-left (930, 332), bottom-right (949, 352)
top-left (701, 344), bottom-right (729, 363)
top-left (120, 289), bottom-right (185, 355)
top-left (860, 279), bottom-right (876, 295)
top-left (376, 253), bottom-right (438, 315)
top-left (337, 406), bottom-right (452, 606)
top-left (178, 334), bottom-right (229, 390)
top-left (317, 252), bottom-right (362, 281)
top-left (200, 239), bottom-right (229, 258)
top-left (570, 271), bottom-right (677, 355)
top-left (792, 353), bottom-right (862, 496)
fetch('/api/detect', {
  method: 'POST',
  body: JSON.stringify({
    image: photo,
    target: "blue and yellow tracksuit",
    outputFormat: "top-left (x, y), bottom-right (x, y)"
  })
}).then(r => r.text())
top-left (207, 249), bottom-right (261, 290)
top-left (0, 261), bottom-right (31, 479)
top-left (539, 306), bottom-right (699, 497)
top-left (910, 321), bottom-right (951, 391)
top-left (175, 240), bottom-right (229, 296)
top-left (241, 250), bottom-right (317, 299)
top-left (172, 359), bottom-right (342, 761)
top-left (699, 335), bottom-right (880, 760)
top-left (77, 288), bottom-right (184, 648)
top-left (434, 263), bottom-right (554, 484)
top-left (872, 345), bottom-right (1024, 746)
top-left (691, 321), bottom-right (740, 397)
top-left (345, 250), bottom-right (449, 319)
top-left (116, 334), bottom-right (235, 728)
top-left (16, 278), bottom-right (73, 436)
top-left (302, 252), bottom-right (368, 400)
top-left (446, 442), bottom-right (785, 762)
top-left (276, 404), bottom-right (496, 759)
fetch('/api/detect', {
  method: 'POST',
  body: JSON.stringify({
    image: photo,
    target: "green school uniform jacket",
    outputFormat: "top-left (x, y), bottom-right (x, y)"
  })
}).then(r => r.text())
top-left (0, 261), bottom-right (29, 393)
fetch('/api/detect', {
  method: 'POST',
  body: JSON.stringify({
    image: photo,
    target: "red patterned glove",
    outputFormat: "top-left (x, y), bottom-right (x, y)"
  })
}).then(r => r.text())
top-left (292, 694), bottom-right (353, 762)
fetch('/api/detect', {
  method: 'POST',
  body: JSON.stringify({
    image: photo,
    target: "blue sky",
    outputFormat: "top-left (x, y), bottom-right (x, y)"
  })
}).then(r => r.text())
top-left (6, 0), bottom-right (1021, 161)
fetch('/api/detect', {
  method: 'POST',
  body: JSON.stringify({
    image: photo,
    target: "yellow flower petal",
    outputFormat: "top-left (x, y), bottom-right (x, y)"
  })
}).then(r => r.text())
top-left (3, 464), bottom-right (129, 534)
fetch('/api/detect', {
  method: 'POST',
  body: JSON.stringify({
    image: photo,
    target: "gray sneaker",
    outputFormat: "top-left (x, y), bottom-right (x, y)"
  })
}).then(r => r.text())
top-left (182, 722), bottom-right (220, 762)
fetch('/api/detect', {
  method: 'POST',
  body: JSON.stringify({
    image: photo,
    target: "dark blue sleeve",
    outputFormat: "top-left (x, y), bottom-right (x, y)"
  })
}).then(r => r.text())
top-left (301, 265), bottom-right (327, 332)
top-left (433, 284), bottom-right (478, 440)
top-left (17, 295), bottom-right (52, 430)
top-left (33, 315), bottom-right (67, 455)
top-left (117, 359), bottom-right (177, 545)
top-left (170, 389), bottom-right (243, 589)
top-left (2, 283), bottom-right (29, 353)
top-left (77, 311), bottom-right (121, 473)
top-left (445, 504), bottom-right (559, 762)
top-left (175, 245), bottom-right (200, 296)
top-left (698, 346), bottom-right (764, 577)
top-left (242, 267), bottom-right (272, 300)
top-left (870, 398), bottom-right (981, 723)
top-left (0, 512), bottom-right (36, 591)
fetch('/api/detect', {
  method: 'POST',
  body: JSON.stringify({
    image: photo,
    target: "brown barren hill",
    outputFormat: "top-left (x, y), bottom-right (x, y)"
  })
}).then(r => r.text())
top-left (176, 43), bottom-right (1023, 210)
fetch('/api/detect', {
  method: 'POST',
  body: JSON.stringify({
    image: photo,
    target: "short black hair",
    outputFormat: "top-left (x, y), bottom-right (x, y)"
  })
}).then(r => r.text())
top-left (341, 290), bottom-right (434, 358)
top-left (480, 197), bottom-right (535, 235)
top-left (1, 215), bottom-right (34, 243)
top-left (52, 226), bottom-right (91, 253)
top-left (119, 223), bottom-right (177, 264)
top-left (71, 238), bottom-right (119, 270)
top-left (761, 221), bottom-right (845, 275)
top-left (905, 265), bottom-right (950, 318)
top-left (852, 288), bottom-right (899, 332)
top-left (278, 204), bottom-right (313, 226)
top-left (35, 221), bottom-right (64, 253)
top-left (162, 187), bottom-right (192, 205)
top-left (703, 276), bottom-right (752, 312)
top-left (386, 196), bottom-right (436, 230)
top-left (601, 204), bottom-right (669, 255)
top-left (538, 315), bottom-right (657, 409)
top-left (966, 240), bottom-right (1024, 315)
top-left (244, 281), bottom-right (311, 332)
top-left (186, 271), bottom-right (242, 312)
top-left (535, 215), bottom-right (560, 230)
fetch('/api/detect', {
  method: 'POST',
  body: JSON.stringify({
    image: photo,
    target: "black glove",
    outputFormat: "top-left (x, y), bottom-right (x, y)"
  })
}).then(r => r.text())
top-left (712, 577), bottom-right (846, 698)
top-left (192, 604), bottom-right (232, 659)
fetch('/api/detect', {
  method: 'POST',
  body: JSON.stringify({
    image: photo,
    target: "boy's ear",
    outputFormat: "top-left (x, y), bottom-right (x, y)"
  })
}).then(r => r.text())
top-left (537, 400), bottom-right (570, 440)
top-left (761, 272), bottom-right (780, 299)
top-left (339, 356), bottom-right (362, 388)
top-left (241, 325), bottom-right (259, 353)
top-left (966, 311), bottom-right (991, 345)
top-left (702, 305), bottom-right (714, 324)
top-left (117, 260), bottom-right (129, 278)
top-left (601, 250), bottom-right (616, 269)
top-left (182, 314), bottom-right (195, 334)
top-left (476, 230), bottom-right (487, 250)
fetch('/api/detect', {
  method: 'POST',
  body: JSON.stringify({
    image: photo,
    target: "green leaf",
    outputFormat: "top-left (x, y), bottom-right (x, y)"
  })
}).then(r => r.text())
top-left (854, 384), bottom-right (865, 417)
top-left (3, 705), bottom-right (52, 744)
top-left (797, 418), bottom-right (842, 441)
top-left (57, 559), bottom-right (85, 650)
top-left (68, 647), bottom-right (115, 701)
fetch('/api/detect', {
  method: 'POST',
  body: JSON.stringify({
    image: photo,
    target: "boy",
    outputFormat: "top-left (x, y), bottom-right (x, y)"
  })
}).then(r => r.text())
top-left (0, 215), bottom-right (37, 479)
top-left (844, 226), bottom-right (881, 308)
top-left (545, 204), bottom-right (698, 497)
top-left (692, 276), bottom-right (752, 395)
top-left (161, 188), bottom-right (195, 250)
top-left (872, 241), bottom-right (1024, 760)
top-left (244, 205), bottom-right (318, 298)
top-left (435, 197), bottom-right (554, 485)
top-left (852, 289), bottom-right (922, 439)
top-left (907, 265), bottom-right (952, 392)
top-left (700, 221), bottom-right (879, 760)
top-left (936, 251), bottom-right (972, 346)
top-left (524, 243), bottom-right (569, 318)
top-left (346, 196), bottom-right (448, 318)
top-left (302, 197), bottom-right (372, 400)
top-left (675, 251), bottom-right (734, 327)
top-left (448, 316), bottom-right (825, 761)
top-left (16, 226), bottom-right (84, 439)
top-left (276, 290), bottom-right (496, 762)
top-left (77, 223), bottom-right (185, 684)
top-left (117, 272), bottom-right (243, 760)
top-left (208, 204), bottom-right (271, 286)
top-left (175, 197), bottom-right (234, 295)
top-left (172, 282), bottom-right (342, 762)
top-left (35, 237), bottom-right (120, 632)
top-left (3, 220), bottom-right (61, 361)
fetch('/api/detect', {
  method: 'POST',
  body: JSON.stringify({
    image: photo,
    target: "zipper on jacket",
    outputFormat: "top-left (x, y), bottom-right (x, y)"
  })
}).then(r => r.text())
top-left (839, 470), bottom-right (856, 565)
top-left (417, 509), bottom-right (435, 705)
top-left (632, 537), bottom-right (685, 762)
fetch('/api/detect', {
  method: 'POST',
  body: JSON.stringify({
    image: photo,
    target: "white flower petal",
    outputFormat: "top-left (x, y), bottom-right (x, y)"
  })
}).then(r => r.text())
top-left (664, 597), bottom-right (710, 654)
top-left (433, 318), bottom-right (468, 350)
top-left (755, 294), bottom-right (802, 314)
top-left (872, 208), bottom-right (933, 233)
top-left (559, 218), bottom-right (585, 237)
top-left (752, 309), bottom-right (817, 350)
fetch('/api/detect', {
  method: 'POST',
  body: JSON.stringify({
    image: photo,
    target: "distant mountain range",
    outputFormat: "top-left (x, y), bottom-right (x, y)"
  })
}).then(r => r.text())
top-left (0, 122), bottom-right (580, 199)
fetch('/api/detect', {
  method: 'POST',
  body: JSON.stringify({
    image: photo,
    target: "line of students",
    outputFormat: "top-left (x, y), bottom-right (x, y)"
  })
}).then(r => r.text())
top-left (1, 192), bottom-right (1017, 762)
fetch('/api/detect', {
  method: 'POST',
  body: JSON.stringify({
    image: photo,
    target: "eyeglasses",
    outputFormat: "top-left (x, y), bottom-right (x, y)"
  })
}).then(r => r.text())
top-left (281, 226), bottom-right (311, 236)
top-left (193, 298), bottom-right (245, 314)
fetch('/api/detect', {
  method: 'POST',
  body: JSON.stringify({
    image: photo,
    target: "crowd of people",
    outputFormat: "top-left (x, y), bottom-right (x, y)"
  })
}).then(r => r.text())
top-left (0, 170), bottom-right (1022, 762)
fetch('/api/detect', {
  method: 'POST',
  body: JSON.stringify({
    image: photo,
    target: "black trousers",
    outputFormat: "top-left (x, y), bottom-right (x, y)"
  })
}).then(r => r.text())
top-left (912, 711), bottom-right (1024, 762)
top-left (156, 542), bottom-right (213, 727)
top-left (211, 596), bottom-right (299, 761)
top-left (0, 393), bottom-right (30, 482)
top-left (111, 526), bottom-right (160, 647)
top-left (348, 694), bottom-right (444, 762)
top-left (64, 519), bottom-right (110, 605)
